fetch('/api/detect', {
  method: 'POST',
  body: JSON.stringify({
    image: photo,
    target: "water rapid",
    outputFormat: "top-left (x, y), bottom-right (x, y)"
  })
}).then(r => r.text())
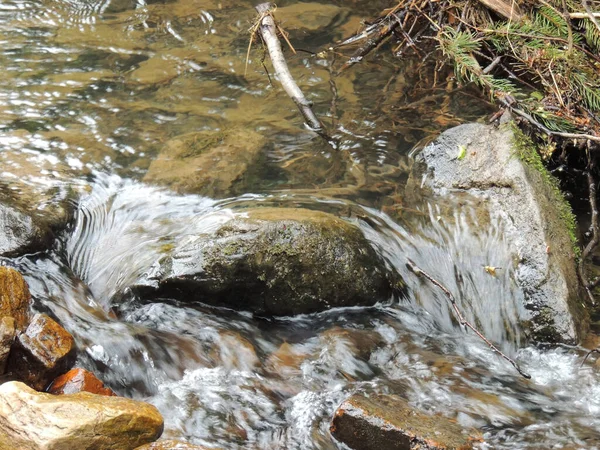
top-left (1, 0), bottom-right (600, 447)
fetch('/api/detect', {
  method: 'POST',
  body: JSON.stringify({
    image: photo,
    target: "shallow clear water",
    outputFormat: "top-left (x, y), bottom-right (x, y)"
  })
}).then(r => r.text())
top-left (2, 0), bottom-right (600, 448)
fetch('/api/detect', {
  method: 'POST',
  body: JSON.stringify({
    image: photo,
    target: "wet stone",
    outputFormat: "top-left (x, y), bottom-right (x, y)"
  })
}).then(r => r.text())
top-left (127, 54), bottom-right (182, 85)
top-left (0, 316), bottom-right (15, 374)
top-left (0, 381), bottom-right (163, 450)
top-left (265, 342), bottom-right (309, 377)
top-left (211, 330), bottom-right (259, 372)
top-left (320, 327), bottom-right (385, 361)
top-left (144, 128), bottom-right (266, 198)
top-left (48, 368), bottom-right (116, 396)
top-left (276, 2), bottom-right (346, 31)
top-left (135, 439), bottom-right (218, 449)
top-left (414, 122), bottom-right (587, 343)
top-left (0, 148), bottom-right (79, 251)
top-left (0, 266), bottom-right (31, 331)
top-left (331, 394), bottom-right (480, 450)
top-left (0, 203), bottom-right (54, 257)
top-left (128, 208), bottom-right (402, 316)
top-left (7, 313), bottom-right (76, 391)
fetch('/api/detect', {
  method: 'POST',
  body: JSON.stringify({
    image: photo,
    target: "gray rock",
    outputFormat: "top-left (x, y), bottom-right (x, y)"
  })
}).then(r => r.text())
top-left (415, 121), bottom-right (587, 343)
top-left (125, 208), bottom-right (401, 316)
top-left (0, 148), bottom-right (79, 257)
top-left (0, 202), bottom-right (53, 257)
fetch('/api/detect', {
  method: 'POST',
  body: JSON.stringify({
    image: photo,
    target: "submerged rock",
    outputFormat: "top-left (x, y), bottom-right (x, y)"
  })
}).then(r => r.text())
top-left (0, 381), bottom-right (163, 450)
top-left (414, 121), bottom-right (587, 343)
top-left (0, 148), bottom-right (80, 256)
top-left (331, 394), bottom-right (479, 450)
top-left (48, 368), bottom-right (116, 396)
top-left (276, 2), bottom-right (346, 31)
top-left (265, 341), bottom-right (310, 378)
top-left (126, 208), bottom-right (400, 316)
top-left (320, 327), bottom-right (384, 361)
top-left (144, 128), bottom-right (266, 198)
top-left (210, 330), bottom-right (260, 372)
top-left (7, 313), bottom-right (76, 390)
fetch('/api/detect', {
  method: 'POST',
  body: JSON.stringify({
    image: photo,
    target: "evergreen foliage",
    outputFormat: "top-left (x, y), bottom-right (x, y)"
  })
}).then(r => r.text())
top-left (431, 0), bottom-right (600, 148)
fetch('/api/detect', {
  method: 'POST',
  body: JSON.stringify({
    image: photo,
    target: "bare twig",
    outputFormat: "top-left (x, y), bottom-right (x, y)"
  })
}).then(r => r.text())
top-left (561, 0), bottom-right (574, 54)
top-left (581, 348), bottom-right (600, 367)
top-left (483, 55), bottom-right (502, 74)
top-left (337, 11), bottom-right (405, 74)
top-left (499, 97), bottom-right (600, 144)
top-left (406, 258), bottom-right (531, 379)
top-left (476, 0), bottom-right (523, 21)
top-left (571, 11), bottom-right (600, 21)
top-left (581, 0), bottom-right (600, 34)
top-left (253, 3), bottom-right (323, 132)
top-left (579, 156), bottom-right (599, 305)
top-left (328, 51), bottom-right (338, 129)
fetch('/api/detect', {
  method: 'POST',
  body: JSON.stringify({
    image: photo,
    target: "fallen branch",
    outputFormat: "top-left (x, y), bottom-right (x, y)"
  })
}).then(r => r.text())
top-left (253, 3), bottom-right (323, 132)
top-left (581, 348), bottom-right (600, 367)
top-left (476, 0), bottom-right (523, 22)
top-left (406, 258), bottom-right (531, 379)
top-left (499, 97), bottom-right (600, 145)
top-left (571, 11), bottom-right (600, 20)
top-left (336, 3), bottom-right (411, 75)
top-left (337, 19), bottom-right (401, 74)
top-left (579, 159), bottom-right (599, 305)
top-left (581, 0), bottom-right (600, 34)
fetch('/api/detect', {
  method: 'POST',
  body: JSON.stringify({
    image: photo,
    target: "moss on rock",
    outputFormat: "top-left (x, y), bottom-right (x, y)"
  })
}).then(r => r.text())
top-left (130, 208), bottom-right (402, 316)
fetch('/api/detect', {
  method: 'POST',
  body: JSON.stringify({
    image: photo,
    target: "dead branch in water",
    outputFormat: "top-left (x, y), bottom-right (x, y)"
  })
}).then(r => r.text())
top-left (252, 3), bottom-right (325, 133)
top-left (406, 259), bottom-right (531, 379)
top-left (581, 348), bottom-right (600, 367)
top-left (336, 12), bottom-right (403, 74)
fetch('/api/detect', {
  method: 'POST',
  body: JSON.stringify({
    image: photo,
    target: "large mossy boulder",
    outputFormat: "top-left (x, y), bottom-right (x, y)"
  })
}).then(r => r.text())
top-left (126, 208), bottom-right (401, 316)
top-left (414, 120), bottom-right (587, 343)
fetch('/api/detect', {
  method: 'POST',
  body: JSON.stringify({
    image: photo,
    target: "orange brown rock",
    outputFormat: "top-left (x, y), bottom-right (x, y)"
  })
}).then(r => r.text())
top-left (48, 368), bottom-right (116, 396)
top-left (0, 266), bottom-right (31, 331)
top-left (331, 394), bottom-right (480, 450)
top-left (135, 439), bottom-right (218, 449)
top-left (7, 313), bottom-right (76, 390)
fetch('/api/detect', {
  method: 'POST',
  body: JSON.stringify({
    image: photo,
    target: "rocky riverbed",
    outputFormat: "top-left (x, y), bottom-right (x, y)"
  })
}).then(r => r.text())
top-left (1, 0), bottom-right (600, 449)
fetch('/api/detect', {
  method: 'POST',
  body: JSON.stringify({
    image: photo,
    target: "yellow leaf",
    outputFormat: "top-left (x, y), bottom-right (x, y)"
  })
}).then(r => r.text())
top-left (483, 266), bottom-right (498, 276)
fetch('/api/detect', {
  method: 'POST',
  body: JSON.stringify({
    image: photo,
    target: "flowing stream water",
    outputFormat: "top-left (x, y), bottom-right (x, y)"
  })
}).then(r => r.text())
top-left (2, 0), bottom-right (600, 448)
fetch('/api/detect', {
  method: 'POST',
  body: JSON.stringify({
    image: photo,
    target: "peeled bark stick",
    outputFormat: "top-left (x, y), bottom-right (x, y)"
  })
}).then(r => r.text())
top-left (254, 3), bottom-right (323, 131)
top-left (476, 0), bottom-right (523, 21)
